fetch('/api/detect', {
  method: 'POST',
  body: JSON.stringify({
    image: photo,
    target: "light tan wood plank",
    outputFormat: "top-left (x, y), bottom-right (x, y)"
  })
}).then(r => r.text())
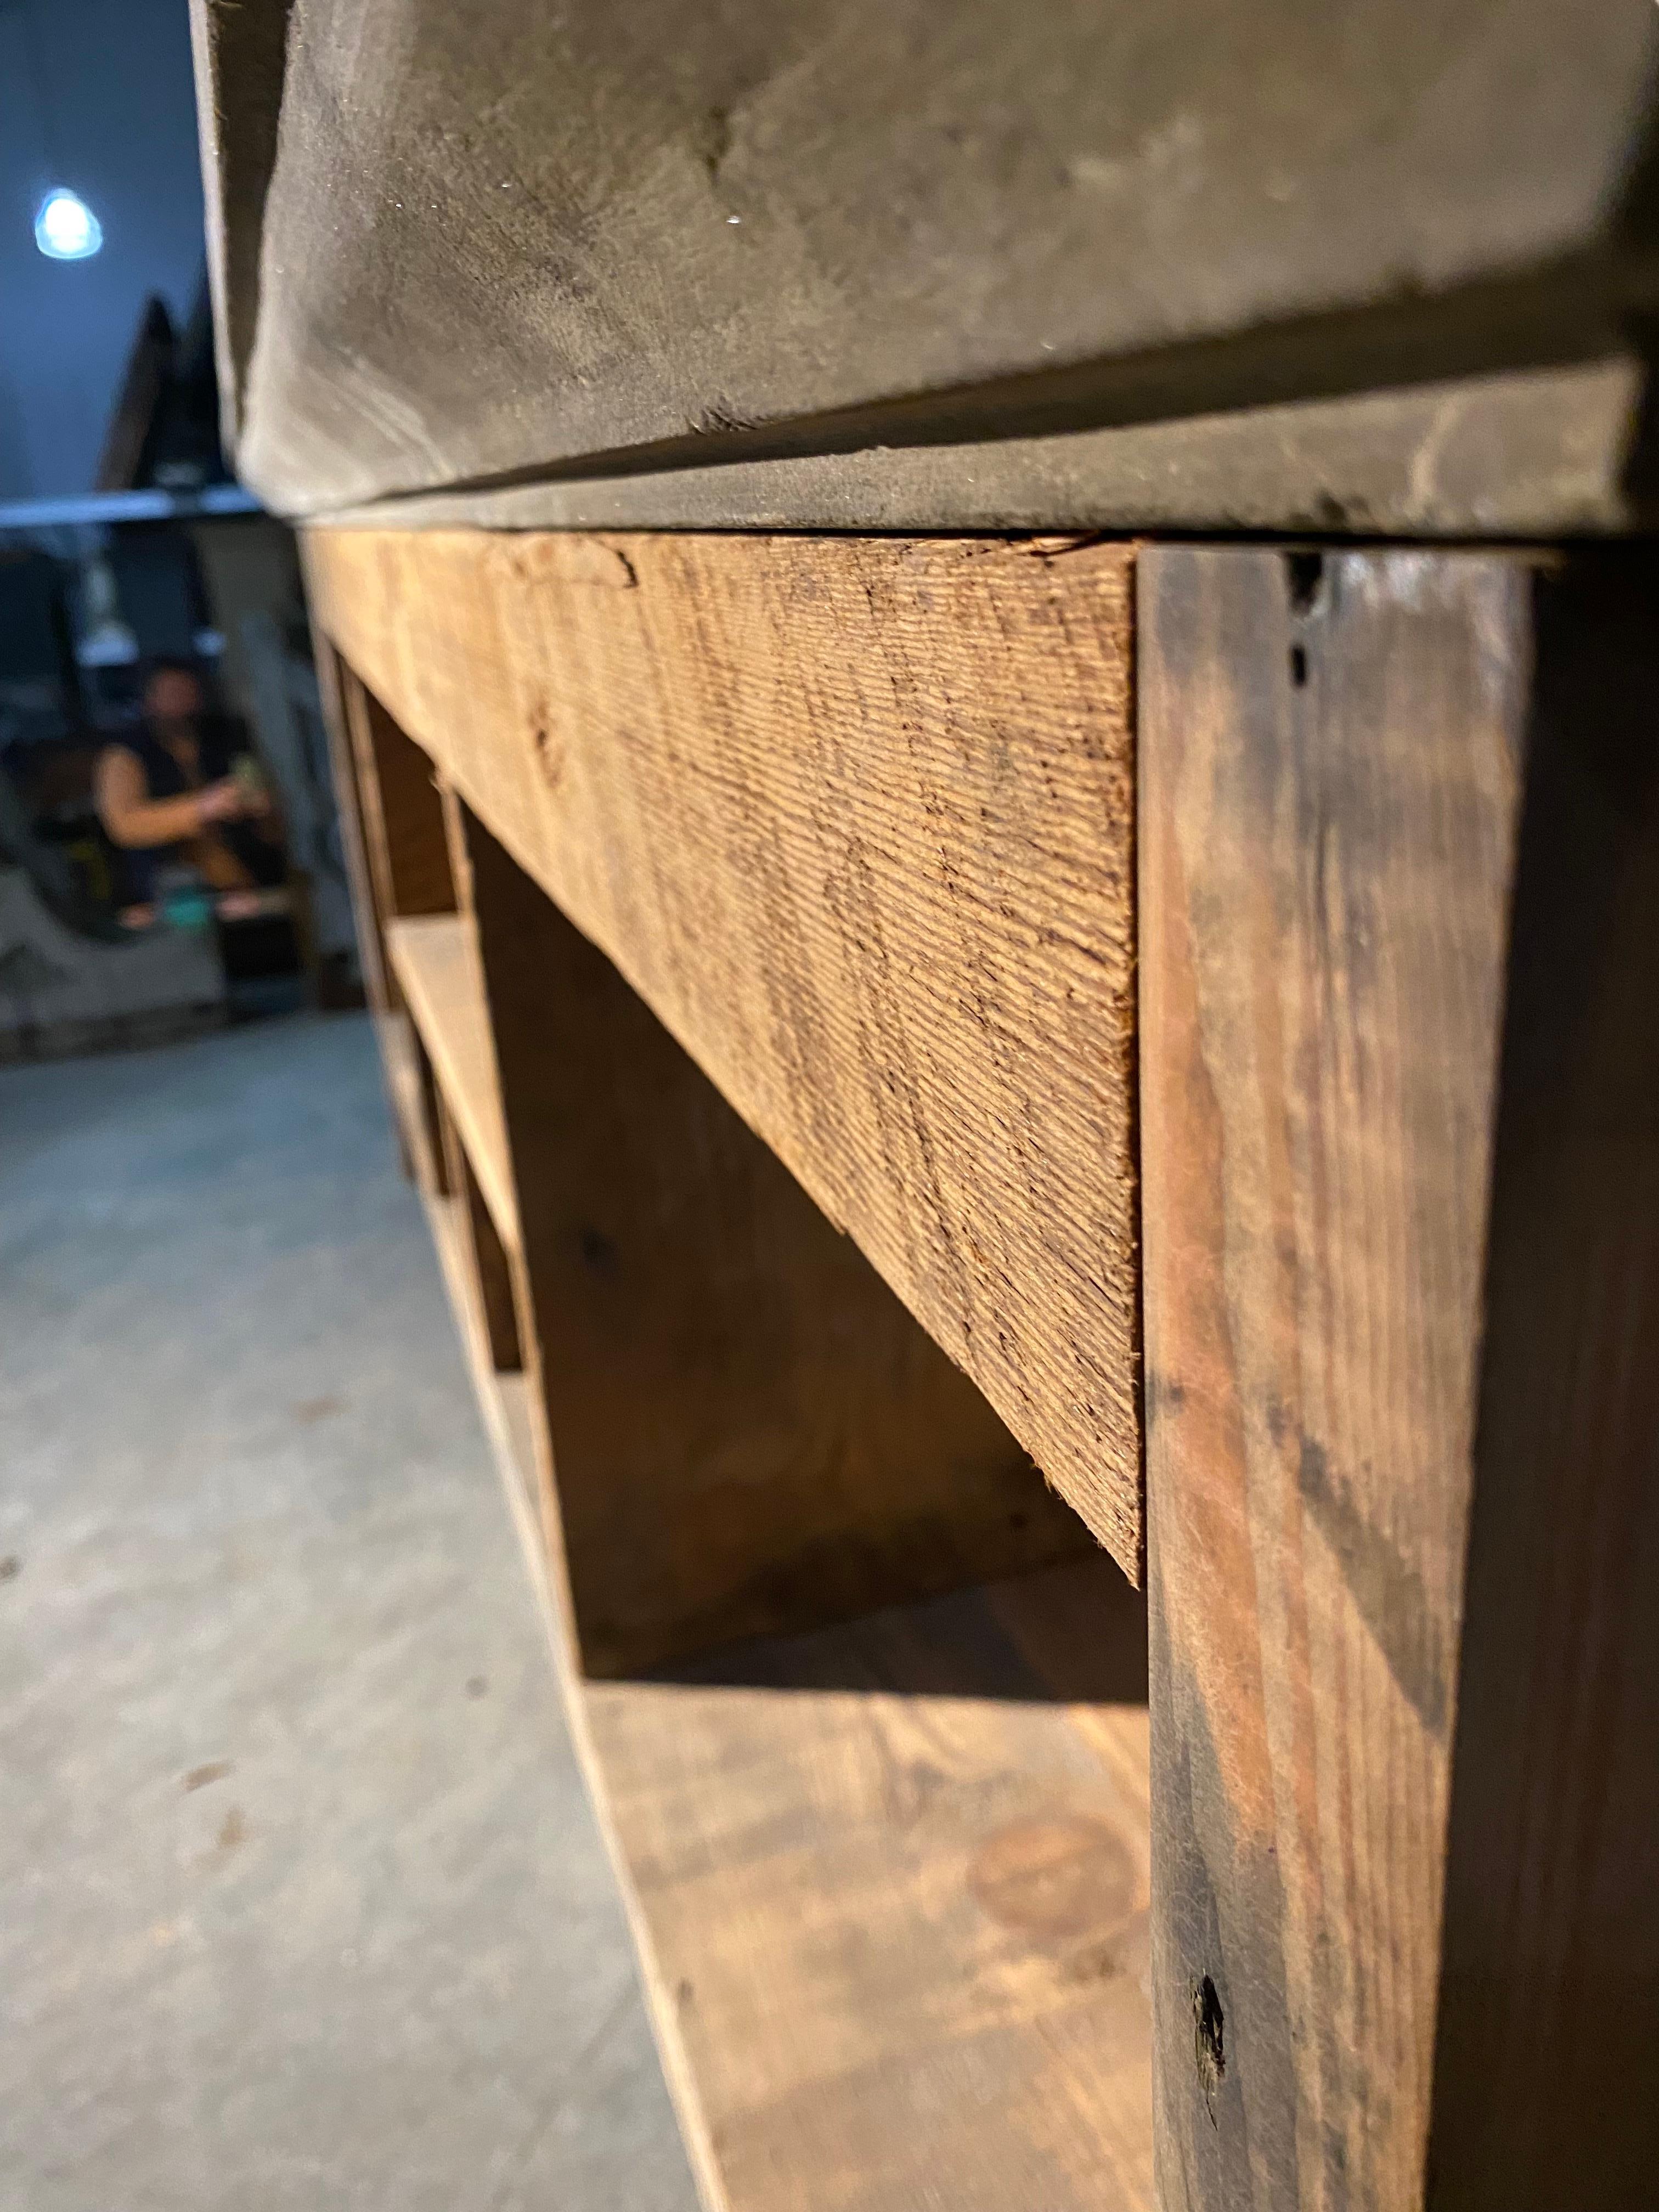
top-left (385, 913), bottom-right (517, 1251)
top-left (304, 528), bottom-right (1142, 1576)
top-left (588, 1562), bottom-right (1152, 2212)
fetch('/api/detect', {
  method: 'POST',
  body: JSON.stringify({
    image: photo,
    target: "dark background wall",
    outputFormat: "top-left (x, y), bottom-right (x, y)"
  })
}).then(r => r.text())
top-left (0, 0), bottom-right (206, 500)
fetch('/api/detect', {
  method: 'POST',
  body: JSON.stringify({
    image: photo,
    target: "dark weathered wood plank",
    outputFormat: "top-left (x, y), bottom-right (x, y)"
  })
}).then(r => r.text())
top-left (304, 527), bottom-right (1143, 1575)
top-left (200, 0), bottom-right (1656, 527)
top-left (304, 362), bottom-right (1648, 541)
top-left (1140, 544), bottom-right (1659, 2211)
top-left (1425, 551), bottom-right (1659, 2210)
top-left (338, 669), bottom-right (455, 924)
top-left (310, 635), bottom-right (392, 1018)
top-left (311, 632), bottom-right (441, 1192)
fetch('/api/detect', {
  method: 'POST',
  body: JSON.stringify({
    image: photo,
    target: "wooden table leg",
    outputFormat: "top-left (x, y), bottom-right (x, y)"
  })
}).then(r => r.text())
top-left (1139, 545), bottom-right (1659, 2211)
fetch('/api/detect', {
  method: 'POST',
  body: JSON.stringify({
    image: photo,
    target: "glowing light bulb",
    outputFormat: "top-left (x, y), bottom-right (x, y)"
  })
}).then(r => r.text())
top-left (35, 188), bottom-right (102, 261)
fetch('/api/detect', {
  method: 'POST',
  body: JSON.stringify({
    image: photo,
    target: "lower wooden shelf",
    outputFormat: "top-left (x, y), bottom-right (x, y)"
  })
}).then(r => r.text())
top-left (421, 1181), bottom-right (1152, 2212)
top-left (386, 914), bottom-right (518, 1251)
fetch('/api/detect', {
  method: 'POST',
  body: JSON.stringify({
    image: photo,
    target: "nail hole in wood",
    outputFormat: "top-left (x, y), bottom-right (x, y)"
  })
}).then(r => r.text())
top-left (578, 1223), bottom-right (620, 1277)
top-left (1285, 549), bottom-right (1325, 614)
top-left (1192, 1972), bottom-right (1226, 2124)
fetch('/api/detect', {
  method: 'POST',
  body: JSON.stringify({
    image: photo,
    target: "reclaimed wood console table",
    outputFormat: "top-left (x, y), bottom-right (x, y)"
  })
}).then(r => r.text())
top-left (195, 3), bottom-right (1657, 2204)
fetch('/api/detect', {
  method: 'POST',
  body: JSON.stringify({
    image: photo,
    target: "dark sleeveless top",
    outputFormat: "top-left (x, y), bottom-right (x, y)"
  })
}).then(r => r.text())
top-left (111, 720), bottom-right (283, 904)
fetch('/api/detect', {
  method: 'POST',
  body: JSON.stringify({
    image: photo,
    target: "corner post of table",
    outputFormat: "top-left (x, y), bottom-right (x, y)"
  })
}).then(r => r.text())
top-left (1137, 543), bottom-right (1659, 2211)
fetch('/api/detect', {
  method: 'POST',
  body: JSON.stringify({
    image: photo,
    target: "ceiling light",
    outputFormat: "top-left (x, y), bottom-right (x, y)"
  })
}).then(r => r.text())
top-left (35, 188), bottom-right (102, 261)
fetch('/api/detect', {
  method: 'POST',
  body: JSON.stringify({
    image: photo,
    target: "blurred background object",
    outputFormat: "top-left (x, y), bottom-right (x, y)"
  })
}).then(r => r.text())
top-left (0, 0), bottom-right (359, 1056)
top-left (0, 0), bottom-right (205, 501)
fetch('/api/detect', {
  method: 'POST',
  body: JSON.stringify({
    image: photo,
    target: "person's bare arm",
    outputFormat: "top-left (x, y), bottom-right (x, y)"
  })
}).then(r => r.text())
top-left (94, 746), bottom-right (243, 848)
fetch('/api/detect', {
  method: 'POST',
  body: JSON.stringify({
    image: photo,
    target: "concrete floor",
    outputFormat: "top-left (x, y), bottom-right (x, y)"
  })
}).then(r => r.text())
top-left (0, 1012), bottom-right (698, 2212)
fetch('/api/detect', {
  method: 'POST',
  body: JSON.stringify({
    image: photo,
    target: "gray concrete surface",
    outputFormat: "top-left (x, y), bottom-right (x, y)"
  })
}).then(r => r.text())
top-left (0, 1012), bottom-right (699, 2212)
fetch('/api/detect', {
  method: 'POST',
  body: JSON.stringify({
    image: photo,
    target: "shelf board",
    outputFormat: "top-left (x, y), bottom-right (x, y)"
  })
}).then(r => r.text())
top-left (387, 915), bottom-right (518, 1250)
top-left (588, 1565), bottom-right (1152, 2212)
top-left (423, 1189), bottom-right (540, 1536)
top-left (372, 1006), bottom-right (443, 1193)
top-left (419, 1186), bottom-right (1152, 2212)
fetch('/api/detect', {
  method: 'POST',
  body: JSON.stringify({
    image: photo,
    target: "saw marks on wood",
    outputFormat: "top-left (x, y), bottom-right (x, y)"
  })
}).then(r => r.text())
top-left (305, 528), bottom-right (1143, 1573)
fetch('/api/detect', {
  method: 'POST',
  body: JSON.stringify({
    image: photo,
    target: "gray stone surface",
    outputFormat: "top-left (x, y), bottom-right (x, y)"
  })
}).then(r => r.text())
top-left (0, 1012), bottom-right (698, 2212)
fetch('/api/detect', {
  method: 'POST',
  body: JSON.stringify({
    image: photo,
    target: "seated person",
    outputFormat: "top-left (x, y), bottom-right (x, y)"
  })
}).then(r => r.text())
top-left (94, 659), bottom-right (283, 922)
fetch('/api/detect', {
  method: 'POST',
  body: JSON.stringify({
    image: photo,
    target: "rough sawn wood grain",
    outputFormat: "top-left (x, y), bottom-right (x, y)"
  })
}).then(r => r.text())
top-left (305, 528), bottom-right (1144, 1573)
top-left (1138, 546), bottom-right (1526, 2211)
